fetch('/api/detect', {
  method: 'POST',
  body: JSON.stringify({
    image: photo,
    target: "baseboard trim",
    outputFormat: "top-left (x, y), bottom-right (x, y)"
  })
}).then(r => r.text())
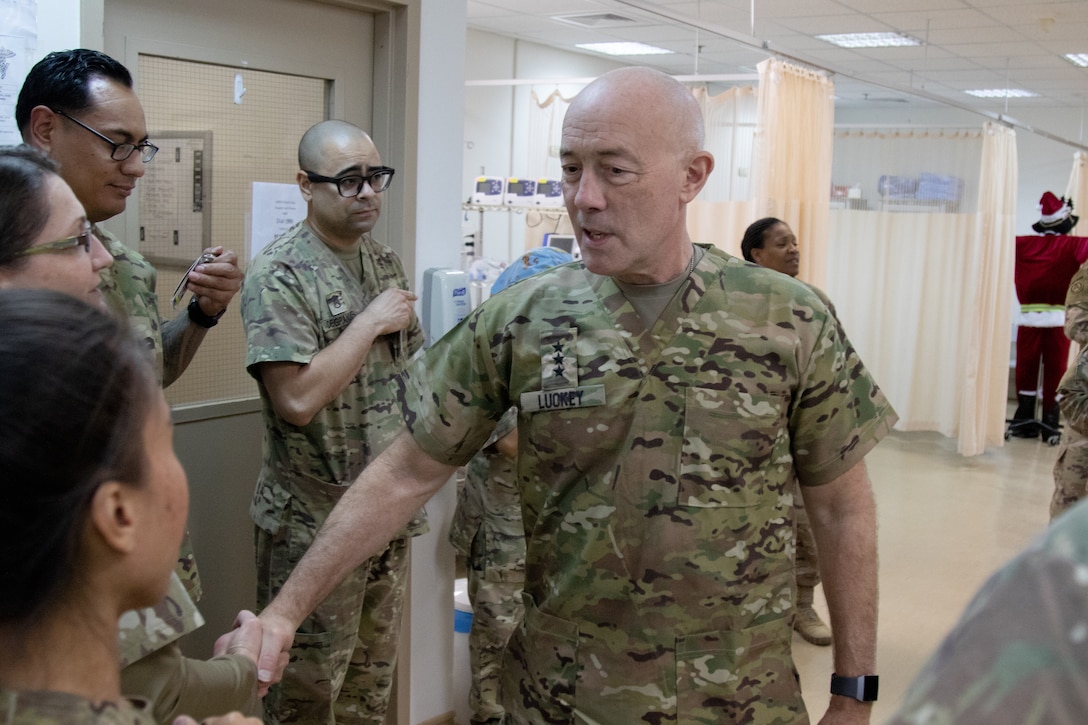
top-left (415, 711), bottom-right (456, 725)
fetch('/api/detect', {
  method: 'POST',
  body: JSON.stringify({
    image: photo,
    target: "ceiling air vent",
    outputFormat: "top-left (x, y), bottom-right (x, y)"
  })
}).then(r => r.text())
top-left (552, 13), bottom-right (641, 29)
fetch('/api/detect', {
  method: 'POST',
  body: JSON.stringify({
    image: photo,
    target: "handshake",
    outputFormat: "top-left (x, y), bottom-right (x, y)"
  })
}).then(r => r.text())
top-left (170, 610), bottom-right (294, 725)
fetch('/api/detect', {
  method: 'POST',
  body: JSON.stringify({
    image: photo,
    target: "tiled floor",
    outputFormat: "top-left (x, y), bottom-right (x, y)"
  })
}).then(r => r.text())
top-left (794, 428), bottom-right (1060, 722)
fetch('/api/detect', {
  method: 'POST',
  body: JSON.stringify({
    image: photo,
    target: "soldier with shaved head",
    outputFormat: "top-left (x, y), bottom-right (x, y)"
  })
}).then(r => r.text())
top-left (257, 68), bottom-right (896, 723)
top-left (241, 119), bottom-right (425, 723)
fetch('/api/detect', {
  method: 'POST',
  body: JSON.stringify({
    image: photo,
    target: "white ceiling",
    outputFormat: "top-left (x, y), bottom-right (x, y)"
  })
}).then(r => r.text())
top-left (466, 0), bottom-right (1088, 114)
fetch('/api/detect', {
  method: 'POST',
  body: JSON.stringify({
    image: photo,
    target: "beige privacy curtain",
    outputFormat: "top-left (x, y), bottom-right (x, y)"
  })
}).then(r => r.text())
top-left (687, 85), bottom-right (758, 257)
top-left (752, 58), bottom-right (835, 287)
top-left (959, 124), bottom-right (1018, 455)
top-left (825, 123), bottom-right (1017, 455)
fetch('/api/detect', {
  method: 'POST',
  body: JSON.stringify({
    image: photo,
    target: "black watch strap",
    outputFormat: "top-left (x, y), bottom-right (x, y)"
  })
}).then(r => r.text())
top-left (830, 674), bottom-right (879, 702)
top-left (187, 296), bottom-right (225, 328)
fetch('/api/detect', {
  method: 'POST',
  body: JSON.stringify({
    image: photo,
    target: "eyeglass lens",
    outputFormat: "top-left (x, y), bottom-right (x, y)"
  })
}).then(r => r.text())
top-left (337, 169), bottom-right (394, 196)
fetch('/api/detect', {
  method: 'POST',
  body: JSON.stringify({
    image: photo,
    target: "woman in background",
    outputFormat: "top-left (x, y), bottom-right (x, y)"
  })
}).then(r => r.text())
top-left (0, 289), bottom-right (260, 725)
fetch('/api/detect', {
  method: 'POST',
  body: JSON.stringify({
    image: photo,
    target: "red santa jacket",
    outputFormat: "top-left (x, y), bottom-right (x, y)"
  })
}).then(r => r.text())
top-left (1015, 234), bottom-right (1088, 309)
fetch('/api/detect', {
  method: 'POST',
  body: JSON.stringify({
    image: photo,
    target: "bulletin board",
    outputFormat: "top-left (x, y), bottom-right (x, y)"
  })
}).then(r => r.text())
top-left (139, 131), bottom-right (213, 266)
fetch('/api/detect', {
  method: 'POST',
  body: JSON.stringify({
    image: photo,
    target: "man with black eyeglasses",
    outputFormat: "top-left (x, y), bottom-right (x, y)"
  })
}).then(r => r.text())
top-left (16, 49), bottom-right (243, 386)
top-left (240, 119), bottom-right (426, 724)
top-left (16, 49), bottom-right (256, 723)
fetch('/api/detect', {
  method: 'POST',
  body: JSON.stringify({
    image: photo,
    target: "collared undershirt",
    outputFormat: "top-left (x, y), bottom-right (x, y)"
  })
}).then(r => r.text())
top-left (615, 245), bottom-right (705, 326)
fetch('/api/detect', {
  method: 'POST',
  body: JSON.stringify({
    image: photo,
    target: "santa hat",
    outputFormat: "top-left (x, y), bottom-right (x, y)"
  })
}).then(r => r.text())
top-left (1032, 191), bottom-right (1079, 234)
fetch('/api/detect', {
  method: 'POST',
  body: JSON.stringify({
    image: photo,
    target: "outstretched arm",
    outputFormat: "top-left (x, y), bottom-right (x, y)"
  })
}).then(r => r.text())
top-left (256, 431), bottom-right (456, 684)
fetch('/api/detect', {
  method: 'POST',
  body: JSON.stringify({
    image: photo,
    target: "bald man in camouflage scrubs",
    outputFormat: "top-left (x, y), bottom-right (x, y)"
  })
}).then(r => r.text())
top-left (1050, 266), bottom-right (1088, 519)
top-left (242, 120), bottom-right (425, 723)
top-left (258, 68), bottom-right (896, 724)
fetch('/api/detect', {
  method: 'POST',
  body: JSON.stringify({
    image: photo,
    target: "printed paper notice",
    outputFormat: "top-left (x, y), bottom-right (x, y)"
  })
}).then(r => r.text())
top-left (251, 182), bottom-right (305, 259)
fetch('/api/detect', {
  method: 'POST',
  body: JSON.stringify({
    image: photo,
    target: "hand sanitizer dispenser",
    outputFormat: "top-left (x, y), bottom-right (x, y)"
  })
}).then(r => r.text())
top-left (422, 268), bottom-right (471, 348)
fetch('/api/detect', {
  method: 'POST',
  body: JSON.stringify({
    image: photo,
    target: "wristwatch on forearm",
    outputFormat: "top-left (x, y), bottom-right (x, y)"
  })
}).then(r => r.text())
top-left (187, 296), bottom-right (225, 328)
top-left (830, 674), bottom-right (879, 702)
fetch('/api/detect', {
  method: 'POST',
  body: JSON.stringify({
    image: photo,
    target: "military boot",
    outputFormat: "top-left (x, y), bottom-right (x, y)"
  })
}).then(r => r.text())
top-left (794, 587), bottom-right (832, 646)
top-left (1009, 393), bottom-right (1039, 438)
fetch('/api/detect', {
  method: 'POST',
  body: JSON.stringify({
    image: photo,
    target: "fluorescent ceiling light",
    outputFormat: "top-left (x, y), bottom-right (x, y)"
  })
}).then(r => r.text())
top-left (1065, 53), bottom-right (1088, 68)
top-left (817, 32), bottom-right (922, 48)
top-left (576, 41), bottom-right (673, 56)
top-left (964, 88), bottom-right (1038, 98)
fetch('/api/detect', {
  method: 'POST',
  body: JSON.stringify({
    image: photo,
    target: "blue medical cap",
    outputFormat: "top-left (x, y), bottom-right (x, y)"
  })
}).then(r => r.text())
top-left (491, 247), bottom-right (573, 295)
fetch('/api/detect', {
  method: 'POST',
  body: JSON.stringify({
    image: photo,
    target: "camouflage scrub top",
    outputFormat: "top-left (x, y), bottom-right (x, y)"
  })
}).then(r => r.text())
top-left (1065, 262), bottom-right (1088, 345)
top-left (448, 407), bottom-right (525, 582)
top-left (0, 688), bottom-right (154, 724)
top-left (242, 221), bottom-right (427, 537)
top-left (402, 245), bottom-right (897, 724)
top-left (96, 228), bottom-right (204, 664)
top-left (886, 497), bottom-right (1088, 725)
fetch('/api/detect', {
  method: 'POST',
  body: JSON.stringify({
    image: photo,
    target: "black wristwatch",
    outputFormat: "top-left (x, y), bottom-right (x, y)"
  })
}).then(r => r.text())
top-left (187, 296), bottom-right (225, 328)
top-left (830, 674), bottom-right (879, 702)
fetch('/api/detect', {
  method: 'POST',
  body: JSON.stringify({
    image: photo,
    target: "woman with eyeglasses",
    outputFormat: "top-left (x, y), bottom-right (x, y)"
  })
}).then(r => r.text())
top-left (0, 288), bottom-right (259, 725)
top-left (0, 145), bottom-right (113, 304)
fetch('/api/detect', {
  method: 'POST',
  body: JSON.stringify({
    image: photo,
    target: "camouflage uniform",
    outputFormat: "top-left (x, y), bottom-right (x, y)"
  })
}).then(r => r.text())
top-left (886, 497), bottom-right (1088, 725)
top-left (242, 221), bottom-right (427, 724)
top-left (1050, 350), bottom-right (1088, 519)
top-left (118, 572), bottom-right (204, 668)
top-left (402, 245), bottom-right (897, 724)
top-left (1050, 268), bottom-right (1088, 520)
top-left (97, 229), bottom-right (250, 720)
top-left (1064, 262), bottom-right (1088, 345)
top-left (448, 407), bottom-right (525, 724)
top-left (0, 688), bottom-right (155, 724)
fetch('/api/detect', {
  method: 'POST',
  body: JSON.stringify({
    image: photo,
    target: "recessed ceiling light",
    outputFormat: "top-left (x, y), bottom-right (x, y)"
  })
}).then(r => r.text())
top-left (1065, 53), bottom-right (1088, 68)
top-left (964, 88), bottom-right (1038, 98)
top-left (816, 32), bottom-right (922, 48)
top-left (576, 42), bottom-right (673, 56)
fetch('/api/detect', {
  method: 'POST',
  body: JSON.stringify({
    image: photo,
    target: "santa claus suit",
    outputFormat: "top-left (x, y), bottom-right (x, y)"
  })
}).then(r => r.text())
top-left (1014, 234), bottom-right (1088, 410)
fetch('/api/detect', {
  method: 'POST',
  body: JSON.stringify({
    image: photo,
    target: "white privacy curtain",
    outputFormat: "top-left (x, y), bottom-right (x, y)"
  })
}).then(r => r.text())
top-left (1064, 151), bottom-right (1088, 363)
top-left (687, 85), bottom-right (758, 257)
top-left (826, 123), bottom-right (1018, 455)
top-left (527, 90), bottom-right (572, 180)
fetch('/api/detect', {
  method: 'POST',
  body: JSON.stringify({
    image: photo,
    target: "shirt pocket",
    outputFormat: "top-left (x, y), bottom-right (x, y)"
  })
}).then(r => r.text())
top-left (679, 386), bottom-right (788, 508)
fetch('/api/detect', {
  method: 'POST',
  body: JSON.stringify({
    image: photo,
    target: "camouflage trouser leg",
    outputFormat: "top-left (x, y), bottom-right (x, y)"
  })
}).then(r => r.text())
top-left (335, 538), bottom-right (408, 724)
top-left (256, 513), bottom-right (410, 725)
top-left (467, 564), bottom-right (524, 724)
top-left (794, 483), bottom-right (821, 596)
top-left (1051, 433), bottom-right (1088, 521)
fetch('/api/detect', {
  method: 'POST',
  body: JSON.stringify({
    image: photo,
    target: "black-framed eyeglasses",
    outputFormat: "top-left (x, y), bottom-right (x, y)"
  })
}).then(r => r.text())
top-left (305, 167), bottom-right (395, 197)
top-left (18, 226), bottom-right (95, 257)
top-left (52, 109), bottom-right (159, 163)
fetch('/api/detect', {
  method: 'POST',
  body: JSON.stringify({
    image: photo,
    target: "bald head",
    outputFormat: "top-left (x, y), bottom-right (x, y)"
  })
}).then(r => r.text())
top-left (296, 119), bottom-right (386, 248)
top-left (569, 67), bottom-right (705, 159)
top-left (298, 120), bottom-right (375, 170)
top-left (558, 67), bottom-right (714, 284)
